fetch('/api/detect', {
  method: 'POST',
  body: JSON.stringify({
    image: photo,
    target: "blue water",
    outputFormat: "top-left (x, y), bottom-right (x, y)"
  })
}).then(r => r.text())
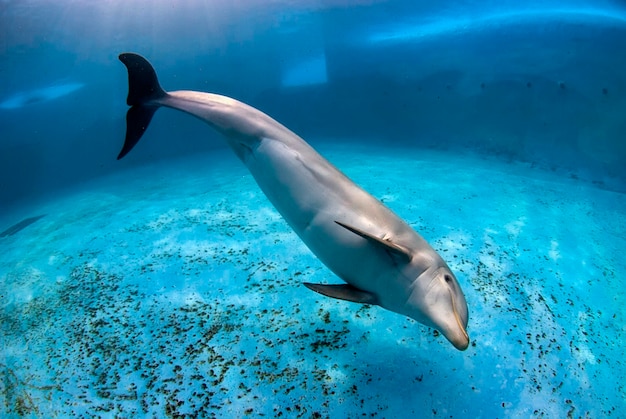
top-left (1, 1), bottom-right (626, 417)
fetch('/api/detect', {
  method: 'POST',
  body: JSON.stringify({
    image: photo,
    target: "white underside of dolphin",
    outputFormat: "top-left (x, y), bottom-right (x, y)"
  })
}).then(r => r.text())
top-left (118, 53), bottom-right (470, 350)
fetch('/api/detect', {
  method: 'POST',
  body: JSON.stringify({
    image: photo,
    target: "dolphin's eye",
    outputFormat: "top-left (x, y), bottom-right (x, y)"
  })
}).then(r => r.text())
top-left (444, 275), bottom-right (452, 283)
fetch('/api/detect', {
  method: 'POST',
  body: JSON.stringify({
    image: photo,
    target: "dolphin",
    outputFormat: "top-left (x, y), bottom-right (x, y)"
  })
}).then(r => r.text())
top-left (117, 53), bottom-right (470, 350)
top-left (0, 82), bottom-right (84, 109)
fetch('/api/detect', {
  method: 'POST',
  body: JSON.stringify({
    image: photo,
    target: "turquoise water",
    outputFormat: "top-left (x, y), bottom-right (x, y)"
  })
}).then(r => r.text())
top-left (2, 145), bottom-right (624, 416)
top-left (2, 1), bottom-right (626, 417)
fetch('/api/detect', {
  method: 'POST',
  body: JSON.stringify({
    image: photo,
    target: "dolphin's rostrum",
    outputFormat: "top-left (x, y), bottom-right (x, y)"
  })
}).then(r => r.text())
top-left (118, 53), bottom-right (470, 350)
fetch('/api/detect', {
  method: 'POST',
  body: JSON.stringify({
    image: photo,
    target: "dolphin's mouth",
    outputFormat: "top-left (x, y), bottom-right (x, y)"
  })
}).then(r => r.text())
top-left (450, 314), bottom-right (470, 350)
top-left (448, 288), bottom-right (470, 351)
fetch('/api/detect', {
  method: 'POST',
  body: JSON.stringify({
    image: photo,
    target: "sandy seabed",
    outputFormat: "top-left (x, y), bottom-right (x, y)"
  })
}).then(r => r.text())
top-left (1, 142), bottom-right (624, 418)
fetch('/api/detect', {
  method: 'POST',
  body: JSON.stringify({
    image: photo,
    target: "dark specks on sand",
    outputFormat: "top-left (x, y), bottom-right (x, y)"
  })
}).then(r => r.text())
top-left (1, 148), bottom-right (624, 417)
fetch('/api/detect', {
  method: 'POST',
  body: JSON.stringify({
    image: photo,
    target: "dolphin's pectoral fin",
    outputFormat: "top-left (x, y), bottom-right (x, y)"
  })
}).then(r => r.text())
top-left (334, 220), bottom-right (412, 263)
top-left (303, 283), bottom-right (379, 305)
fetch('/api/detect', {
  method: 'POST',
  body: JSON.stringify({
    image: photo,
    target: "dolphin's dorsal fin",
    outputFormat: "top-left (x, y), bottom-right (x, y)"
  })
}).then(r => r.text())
top-left (335, 220), bottom-right (412, 262)
top-left (303, 283), bottom-right (379, 305)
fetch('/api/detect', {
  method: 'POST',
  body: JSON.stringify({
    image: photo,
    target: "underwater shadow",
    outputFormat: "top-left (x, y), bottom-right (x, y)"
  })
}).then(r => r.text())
top-left (0, 214), bottom-right (46, 237)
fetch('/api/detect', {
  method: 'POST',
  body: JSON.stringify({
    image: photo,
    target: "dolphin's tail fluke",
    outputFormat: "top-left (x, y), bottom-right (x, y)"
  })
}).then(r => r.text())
top-left (117, 53), bottom-right (167, 160)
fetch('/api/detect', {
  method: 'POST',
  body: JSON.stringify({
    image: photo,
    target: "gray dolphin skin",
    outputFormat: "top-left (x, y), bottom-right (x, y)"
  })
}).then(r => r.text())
top-left (117, 53), bottom-right (470, 350)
